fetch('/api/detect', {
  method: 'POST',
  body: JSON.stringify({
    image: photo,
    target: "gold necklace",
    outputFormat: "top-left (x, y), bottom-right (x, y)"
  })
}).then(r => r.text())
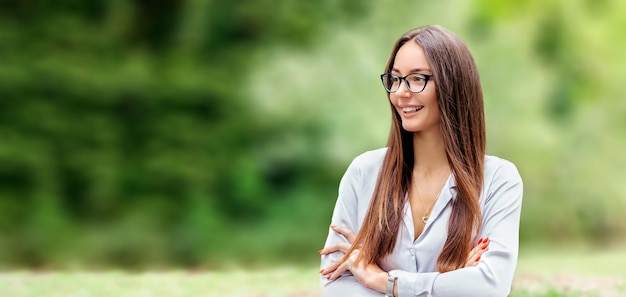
top-left (415, 185), bottom-right (440, 224)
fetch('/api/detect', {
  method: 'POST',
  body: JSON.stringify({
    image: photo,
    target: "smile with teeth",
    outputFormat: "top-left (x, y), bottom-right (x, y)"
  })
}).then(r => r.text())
top-left (402, 106), bottom-right (424, 113)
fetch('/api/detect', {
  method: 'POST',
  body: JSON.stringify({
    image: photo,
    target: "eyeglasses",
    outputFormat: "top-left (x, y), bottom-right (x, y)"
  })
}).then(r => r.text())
top-left (380, 73), bottom-right (433, 93)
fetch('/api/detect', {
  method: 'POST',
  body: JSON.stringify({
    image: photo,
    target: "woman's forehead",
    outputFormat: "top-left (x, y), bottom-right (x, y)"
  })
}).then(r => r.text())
top-left (392, 41), bottom-right (431, 74)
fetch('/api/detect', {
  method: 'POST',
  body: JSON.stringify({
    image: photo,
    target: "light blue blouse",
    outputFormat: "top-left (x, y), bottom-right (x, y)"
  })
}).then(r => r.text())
top-left (320, 148), bottom-right (523, 297)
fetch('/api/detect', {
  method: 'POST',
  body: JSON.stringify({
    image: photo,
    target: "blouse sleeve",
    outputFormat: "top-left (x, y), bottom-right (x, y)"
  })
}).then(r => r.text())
top-left (320, 156), bottom-right (385, 296)
top-left (395, 160), bottom-right (523, 297)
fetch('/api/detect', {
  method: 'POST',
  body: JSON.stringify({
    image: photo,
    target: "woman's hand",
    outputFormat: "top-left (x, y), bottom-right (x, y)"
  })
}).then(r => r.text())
top-left (319, 225), bottom-right (356, 257)
top-left (319, 225), bottom-right (387, 292)
top-left (465, 237), bottom-right (489, 267)
top-left (319, 225), bottom-right (358, 277)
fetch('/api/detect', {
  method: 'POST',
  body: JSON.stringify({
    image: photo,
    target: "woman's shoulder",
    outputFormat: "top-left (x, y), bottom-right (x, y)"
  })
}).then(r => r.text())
top-left (351, 147), bottom-right (387, 167)
top-left (345, 147), bottom-right (388, 177)
top-left (484, 155), bottom-right (523, 185)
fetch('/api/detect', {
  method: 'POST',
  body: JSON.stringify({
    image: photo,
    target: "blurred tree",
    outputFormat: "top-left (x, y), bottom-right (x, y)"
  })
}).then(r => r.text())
top-left (0, 0), bottom-right (369, 268)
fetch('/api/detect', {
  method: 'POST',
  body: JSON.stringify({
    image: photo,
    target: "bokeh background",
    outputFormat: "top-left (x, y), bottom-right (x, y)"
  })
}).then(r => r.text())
top-left (1, 0), bottom-right (625, 271)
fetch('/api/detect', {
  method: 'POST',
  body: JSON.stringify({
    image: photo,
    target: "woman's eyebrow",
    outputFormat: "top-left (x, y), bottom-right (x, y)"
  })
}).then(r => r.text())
top-left (391, 67), bottom-right (432, 74)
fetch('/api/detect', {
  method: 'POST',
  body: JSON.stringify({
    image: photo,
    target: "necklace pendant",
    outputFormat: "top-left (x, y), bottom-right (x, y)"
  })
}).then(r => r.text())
top-left (421, 216), bottom-right (428, 224)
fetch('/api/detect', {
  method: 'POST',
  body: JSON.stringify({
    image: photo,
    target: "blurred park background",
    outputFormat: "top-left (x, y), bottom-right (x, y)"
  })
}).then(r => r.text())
top-left (0, 0), bottom-right (625, 273)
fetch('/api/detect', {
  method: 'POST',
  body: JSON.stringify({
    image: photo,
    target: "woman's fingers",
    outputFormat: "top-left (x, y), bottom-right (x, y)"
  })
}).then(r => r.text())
top-left (467, 237), bottom-right (489, 266)
top-left (321, 257), bottom-right (344, 275)
top-left (318, 225), bottom-right (357, 255)
top-left (327, 260), bottom-right (350, 280)
top-left (319, 242), bottom-right (352, 255)
top-left (330, 225), bottom-right (357, 243)
top-left (465, 237), bottom-right (489, 267)
top-left (319, 226), bottom-right (359, 280)
top-left (326, 249), bottom-right (359, 280)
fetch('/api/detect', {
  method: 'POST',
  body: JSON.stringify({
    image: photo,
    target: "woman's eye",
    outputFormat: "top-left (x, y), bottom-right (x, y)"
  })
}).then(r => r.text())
top-left (409, 75), bottom-right (426, 82)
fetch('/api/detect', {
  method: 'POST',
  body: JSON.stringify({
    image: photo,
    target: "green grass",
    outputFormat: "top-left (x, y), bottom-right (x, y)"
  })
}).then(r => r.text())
top-left (510, 245), bottom-right (626, 297)
top-left (517, 244), bottom-right (626, 278)
top-left (0, 247), bottom-right (624, 297)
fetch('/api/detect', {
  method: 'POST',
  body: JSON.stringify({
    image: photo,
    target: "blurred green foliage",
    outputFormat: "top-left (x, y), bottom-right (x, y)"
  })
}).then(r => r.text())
top-left (0, 0), bottom-right (625, 269)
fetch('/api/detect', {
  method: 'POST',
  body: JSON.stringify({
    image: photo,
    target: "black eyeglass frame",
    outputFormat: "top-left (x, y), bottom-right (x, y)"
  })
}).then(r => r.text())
top-left (380, 73), bottom-right (433, 93)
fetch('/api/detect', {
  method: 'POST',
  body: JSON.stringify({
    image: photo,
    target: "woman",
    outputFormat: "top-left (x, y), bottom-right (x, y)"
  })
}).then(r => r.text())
top-left (319, 25), bottom-right (523, 297)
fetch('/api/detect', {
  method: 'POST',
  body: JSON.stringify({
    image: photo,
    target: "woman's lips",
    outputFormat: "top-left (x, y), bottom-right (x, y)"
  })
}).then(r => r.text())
top-left (401, 106), bottom-right (424, 116)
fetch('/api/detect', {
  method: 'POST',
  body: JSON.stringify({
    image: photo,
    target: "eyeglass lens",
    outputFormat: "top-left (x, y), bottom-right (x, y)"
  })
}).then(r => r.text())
top-left (381, 73), bottom-right (428, 93)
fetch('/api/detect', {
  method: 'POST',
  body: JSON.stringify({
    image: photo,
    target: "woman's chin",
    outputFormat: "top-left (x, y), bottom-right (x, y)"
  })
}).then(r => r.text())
top-left (401, 123), bottom-right (421, 132)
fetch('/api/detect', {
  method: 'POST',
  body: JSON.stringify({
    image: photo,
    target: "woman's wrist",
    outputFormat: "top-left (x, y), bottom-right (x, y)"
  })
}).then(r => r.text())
top-left (366, 270), bottom-right (391, 293)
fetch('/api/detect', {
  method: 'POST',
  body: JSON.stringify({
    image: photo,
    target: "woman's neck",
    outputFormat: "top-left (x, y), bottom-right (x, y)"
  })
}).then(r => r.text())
top-left (412, 129), bottom-right (450, 178)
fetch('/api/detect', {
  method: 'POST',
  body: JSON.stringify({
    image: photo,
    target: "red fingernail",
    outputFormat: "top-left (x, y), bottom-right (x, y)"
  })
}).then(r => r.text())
top-left (484, 238), bottom-right (489, 244)
top-left (481, 245), bottom-right (487, 250)
top-left (475, 255), bottom-right (481, 261)
top-left (326, 275), bottom-right (331, 280)
top-left (478, 238), bottom-right (483, 244)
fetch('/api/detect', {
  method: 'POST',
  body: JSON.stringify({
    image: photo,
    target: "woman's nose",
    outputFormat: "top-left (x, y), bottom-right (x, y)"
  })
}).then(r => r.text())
top-left (396, 79), bottom-right (411, 97)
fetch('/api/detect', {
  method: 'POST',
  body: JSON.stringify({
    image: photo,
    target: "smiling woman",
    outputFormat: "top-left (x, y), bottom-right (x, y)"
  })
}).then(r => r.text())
top-left (319, 25), bottom-right (523, 297)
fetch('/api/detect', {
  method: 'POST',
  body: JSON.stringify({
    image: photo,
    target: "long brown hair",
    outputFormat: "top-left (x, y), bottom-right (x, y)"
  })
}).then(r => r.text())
top-left (346, 25), bottom-right (485, 272)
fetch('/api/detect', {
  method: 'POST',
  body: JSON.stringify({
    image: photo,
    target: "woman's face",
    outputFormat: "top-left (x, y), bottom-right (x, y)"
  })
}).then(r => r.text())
top-left (389, 41), bottom-right (440, 134)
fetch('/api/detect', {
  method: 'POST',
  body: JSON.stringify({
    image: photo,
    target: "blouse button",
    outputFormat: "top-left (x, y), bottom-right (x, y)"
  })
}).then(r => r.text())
top-left (409, 248), bottom-right (415, 256)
